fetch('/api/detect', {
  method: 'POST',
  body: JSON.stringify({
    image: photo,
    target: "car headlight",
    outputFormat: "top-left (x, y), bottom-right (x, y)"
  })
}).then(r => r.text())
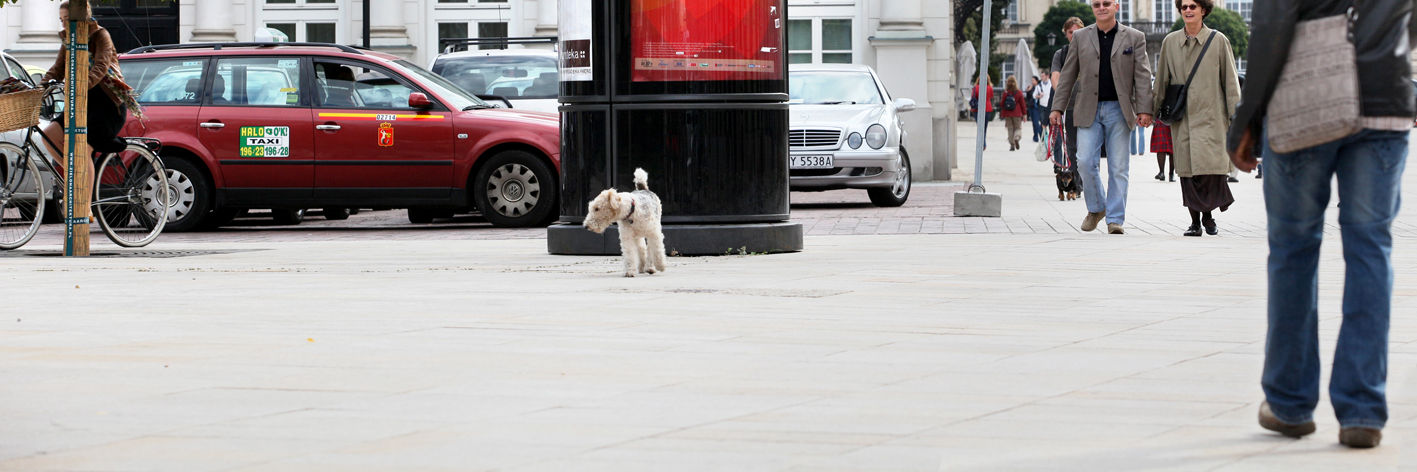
top-left (847, 132), bottom-right (863, 149)
top-left (865, 124), bottom-right (888, 149)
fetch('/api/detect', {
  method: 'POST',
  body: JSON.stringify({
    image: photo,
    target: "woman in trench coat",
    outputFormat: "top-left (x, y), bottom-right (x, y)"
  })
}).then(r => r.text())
top-left (1153, 0), bottom-right (1241, 236)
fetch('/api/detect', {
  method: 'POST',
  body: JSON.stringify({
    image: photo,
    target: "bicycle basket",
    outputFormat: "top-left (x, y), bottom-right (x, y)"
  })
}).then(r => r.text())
top-left (0, 89), bottom-right (43, 133)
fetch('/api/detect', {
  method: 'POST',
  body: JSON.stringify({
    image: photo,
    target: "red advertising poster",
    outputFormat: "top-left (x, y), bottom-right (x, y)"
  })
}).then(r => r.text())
top-left (631, 0), bottom-right (783, 82)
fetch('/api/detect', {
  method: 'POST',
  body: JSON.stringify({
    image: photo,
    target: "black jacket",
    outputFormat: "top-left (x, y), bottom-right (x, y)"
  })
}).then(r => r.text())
top-left (1228, 0), bottom-right (1417, 151)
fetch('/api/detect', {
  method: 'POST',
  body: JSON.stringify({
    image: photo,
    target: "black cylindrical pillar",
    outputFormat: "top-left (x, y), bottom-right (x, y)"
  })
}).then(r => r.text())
top-left (548, 0), bottom-right (803, 255)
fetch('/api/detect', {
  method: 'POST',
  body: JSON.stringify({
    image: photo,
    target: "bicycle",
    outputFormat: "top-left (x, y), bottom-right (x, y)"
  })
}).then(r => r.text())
top-left (0, 82), bottom-right (170, 249)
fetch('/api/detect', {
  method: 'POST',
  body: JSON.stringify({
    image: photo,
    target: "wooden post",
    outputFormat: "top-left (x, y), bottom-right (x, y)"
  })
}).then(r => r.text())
top-left (64, 0), bottom-right (92, 256)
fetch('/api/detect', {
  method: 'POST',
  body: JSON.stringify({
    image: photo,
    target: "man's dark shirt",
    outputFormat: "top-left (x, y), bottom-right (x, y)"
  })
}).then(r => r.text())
top-left (1097, 24), bottom-right (1119, 102)
top-left (1050, 45), bottom-right (1069, 109)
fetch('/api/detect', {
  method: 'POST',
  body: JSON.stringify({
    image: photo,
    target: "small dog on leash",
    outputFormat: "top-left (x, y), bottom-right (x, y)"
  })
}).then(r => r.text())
top-left (583, 168), bottom-right (667, 277)
top-left (1055, 166), bottom-right (1082, 201)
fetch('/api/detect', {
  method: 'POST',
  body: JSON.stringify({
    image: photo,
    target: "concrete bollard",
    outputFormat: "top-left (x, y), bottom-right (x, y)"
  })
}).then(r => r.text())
top-left (954, 191), bottom-right (1002, 217)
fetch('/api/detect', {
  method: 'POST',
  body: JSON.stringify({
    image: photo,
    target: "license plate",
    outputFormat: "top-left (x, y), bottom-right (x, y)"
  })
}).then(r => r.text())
top-left (790, 155), bottom-right (833, 169)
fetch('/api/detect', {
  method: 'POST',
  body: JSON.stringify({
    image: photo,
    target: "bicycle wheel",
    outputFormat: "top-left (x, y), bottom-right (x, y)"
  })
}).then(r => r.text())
top-left (94, 144), bottom-right (169, 247)
top-left (0, 142), bottom-right (44, 249)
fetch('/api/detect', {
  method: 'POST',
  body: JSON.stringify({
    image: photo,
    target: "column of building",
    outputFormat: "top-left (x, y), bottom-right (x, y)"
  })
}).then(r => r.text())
top-left (190, 0), bottom-right (237, 42)
top-left (369, 0), bottom-right (417, 61)
top-left (871, 0), bottom-right (939, 180)
top-left (9, 0), bottom-right (61, 66)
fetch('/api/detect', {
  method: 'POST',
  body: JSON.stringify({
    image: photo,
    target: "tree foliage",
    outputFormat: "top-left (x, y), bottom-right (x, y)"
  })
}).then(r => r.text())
top-left (1032, 2), bottom-right (1095, 70)
top-left (1169, 7), bottom-right (1249, 59)
top-left (957, 0), bottom-right (1012, 85)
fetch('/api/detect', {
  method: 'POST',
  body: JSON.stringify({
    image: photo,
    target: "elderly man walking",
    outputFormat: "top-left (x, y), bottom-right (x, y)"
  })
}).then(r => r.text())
top-left (1051, 0), bottom-right (1155, 234)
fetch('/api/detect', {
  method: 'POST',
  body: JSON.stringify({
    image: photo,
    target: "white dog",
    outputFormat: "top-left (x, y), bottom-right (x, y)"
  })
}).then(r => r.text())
top-left (583, 168), bottom-right (667, 277)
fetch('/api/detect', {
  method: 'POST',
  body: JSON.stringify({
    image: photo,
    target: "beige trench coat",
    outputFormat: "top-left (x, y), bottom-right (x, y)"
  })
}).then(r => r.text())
top-left (1153, 27), bottom-right (1241, 177)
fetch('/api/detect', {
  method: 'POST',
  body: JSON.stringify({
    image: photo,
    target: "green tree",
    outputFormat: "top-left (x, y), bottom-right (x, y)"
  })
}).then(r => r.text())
top-left (1032, 1), bottom-right (1095, 70)
top-left (1169, 7), bottom-right (1249, 59)
top-left (958, 0), bottom-right (1013, 86)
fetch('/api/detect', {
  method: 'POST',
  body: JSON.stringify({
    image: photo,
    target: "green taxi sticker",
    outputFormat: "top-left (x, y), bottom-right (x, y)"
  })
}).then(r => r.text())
top-left (239, 126), bottom-right (290, 158)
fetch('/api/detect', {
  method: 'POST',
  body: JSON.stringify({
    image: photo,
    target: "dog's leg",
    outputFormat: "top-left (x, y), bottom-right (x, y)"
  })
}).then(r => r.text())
top-left (636, 237), bottom-right (651, 273)
top-left (647, 232), bottom-right (667, 273)
top-left (1058, 191), bottom-right (1064, 201)
top-left (618, 229), bottom-right (639, 277)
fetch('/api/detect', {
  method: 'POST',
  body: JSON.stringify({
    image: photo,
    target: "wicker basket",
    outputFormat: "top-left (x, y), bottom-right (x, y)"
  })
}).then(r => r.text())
top-left (0, 88), bottom-right (44, 133)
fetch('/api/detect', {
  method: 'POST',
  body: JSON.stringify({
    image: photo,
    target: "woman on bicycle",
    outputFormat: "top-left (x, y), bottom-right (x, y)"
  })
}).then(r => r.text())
top-left (41, 1), bottom-right (132, 157)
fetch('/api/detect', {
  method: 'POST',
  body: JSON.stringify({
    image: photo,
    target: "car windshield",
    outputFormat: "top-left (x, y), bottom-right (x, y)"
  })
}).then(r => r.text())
top-left (789, 71), bottom-right (883, 105)
top-left (388, 59), bottom-right (489, 110)
top-left (432, 55), bottom-right (559, 99)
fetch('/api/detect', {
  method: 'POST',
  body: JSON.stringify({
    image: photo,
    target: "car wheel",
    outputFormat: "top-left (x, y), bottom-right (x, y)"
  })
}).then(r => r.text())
top-left (868, 149), bottom-right (911, 207)
top-left (323, 207), bottom-right (350, 220)
top-left (273, 208), bottom-right (305, 225)
top-left (473, 150), bottom-right (557, 227)
top-left (160, 158), bottom-right (210, 232)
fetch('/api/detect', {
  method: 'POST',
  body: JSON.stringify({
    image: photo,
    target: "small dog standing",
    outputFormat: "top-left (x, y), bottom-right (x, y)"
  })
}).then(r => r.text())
top-left (583, 168), bottom-right (667, 277)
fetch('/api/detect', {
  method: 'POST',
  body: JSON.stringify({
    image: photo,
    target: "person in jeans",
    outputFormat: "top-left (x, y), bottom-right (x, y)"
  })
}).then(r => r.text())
top-left (1051, 0), bottom-right (1154, 235)
top-left (1228, 0), bottom-right (1414, 449)
top-left (1050, 18), bottom-right (1084, 170)
top-left (1025, 75), bottom-right (1043, 142)
top-left (970, 73), bottom-right (995, 149)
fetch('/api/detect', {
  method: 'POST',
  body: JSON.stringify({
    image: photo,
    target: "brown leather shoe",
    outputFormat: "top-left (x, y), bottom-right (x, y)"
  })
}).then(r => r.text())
top-left (1081, 211), bottom-right (1106, 232)
top-left (1339, 427), bottom-right (1382, 448)
top-left (1107, 223), bottom-right (1124, 234)
top-left (1258, 401), bottom-right (1316, 438)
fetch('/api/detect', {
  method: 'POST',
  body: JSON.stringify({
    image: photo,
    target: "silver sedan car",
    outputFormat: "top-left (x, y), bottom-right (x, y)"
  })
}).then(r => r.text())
top-left (788, 64), bottom-right (915, 206)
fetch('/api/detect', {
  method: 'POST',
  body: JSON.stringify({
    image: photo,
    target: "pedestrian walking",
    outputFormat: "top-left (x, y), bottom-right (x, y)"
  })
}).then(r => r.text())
top-left (1050, 18), bottom-right (1085, 172)
top-left (1051, 0), bottom-right (1154, 235)
top-left (1154, 0), bottom-right (1240, 237)
top-left (1001, 76), bottom-right (1027, 151)
top-left (1151, 120), bottom-right (1175, 181)
top-left (1033, 73), bottom-right (1053, 144)
top-left (1228, 0), bottom-right (1413, 449)
top-left (970, 74), bottom-right (995, 149)
top-left (1026, 76), bottom-right (1043, 142)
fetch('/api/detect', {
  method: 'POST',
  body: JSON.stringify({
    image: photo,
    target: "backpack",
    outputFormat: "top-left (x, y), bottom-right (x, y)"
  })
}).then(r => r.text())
top-left (1002, 93), bottom-right (1017, 111)
top-left (969, 94), bottom-right (979, 110)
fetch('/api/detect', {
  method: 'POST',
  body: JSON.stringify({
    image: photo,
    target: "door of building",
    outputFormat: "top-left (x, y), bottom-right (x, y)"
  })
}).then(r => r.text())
top-left (93, 0), bottom-right (180, 53)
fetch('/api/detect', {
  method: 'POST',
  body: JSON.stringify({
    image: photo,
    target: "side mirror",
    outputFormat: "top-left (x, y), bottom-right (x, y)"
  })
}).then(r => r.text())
top-left (894, 98), bottom-right (917, 113)
top-left (408, 92), bottom-right (434, 109)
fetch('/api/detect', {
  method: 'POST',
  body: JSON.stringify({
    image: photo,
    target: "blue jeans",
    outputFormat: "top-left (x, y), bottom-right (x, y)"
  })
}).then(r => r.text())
top-left (1074, 101), bottom-right (1131, 224)
top-left (1030, 104), bottom-right (1045, 140)
top-left (1261, 129), bottom-right (1408, 430)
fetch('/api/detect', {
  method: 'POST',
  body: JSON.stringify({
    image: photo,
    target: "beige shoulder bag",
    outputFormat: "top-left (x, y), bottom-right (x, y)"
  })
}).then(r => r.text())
top-left (1265, 7), bottom-right (1361, 154)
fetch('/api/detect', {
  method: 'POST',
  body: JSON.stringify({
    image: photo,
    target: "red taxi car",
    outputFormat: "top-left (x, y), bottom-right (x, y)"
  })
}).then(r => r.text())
top-left (118, 42), bottom-right (561, 231)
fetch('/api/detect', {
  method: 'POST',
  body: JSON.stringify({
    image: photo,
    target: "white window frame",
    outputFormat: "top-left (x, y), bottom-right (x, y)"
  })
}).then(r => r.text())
top-left (427, 1), bottom-right (520, 56)
top-left (1154, 0), bottom-right (1175, 24)
top-left (1224, 0), bottom-right (1253, 22)
top-left (1117, 0), bottom-right (1134, 25)
top-left (258, 1), bottom-right (345, 43)
top-left (786, 3), bottom-right (859, 65)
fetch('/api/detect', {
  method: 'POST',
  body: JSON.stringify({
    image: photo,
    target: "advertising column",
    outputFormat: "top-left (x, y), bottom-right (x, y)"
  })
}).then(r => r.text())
top-left (549, 0), bottom-right (801, 256)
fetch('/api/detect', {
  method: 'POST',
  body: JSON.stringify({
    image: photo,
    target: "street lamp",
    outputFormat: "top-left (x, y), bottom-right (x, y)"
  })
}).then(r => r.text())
top-left (1048, 32), bottom-right (1057, 46)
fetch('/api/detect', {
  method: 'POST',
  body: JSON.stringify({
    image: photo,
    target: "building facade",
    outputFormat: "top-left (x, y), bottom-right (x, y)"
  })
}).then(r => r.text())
top-left (0, 0), bottom-right (960, 180)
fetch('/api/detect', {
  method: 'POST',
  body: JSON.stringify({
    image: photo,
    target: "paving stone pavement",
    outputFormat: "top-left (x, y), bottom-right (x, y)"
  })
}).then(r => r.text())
top-left (1, 124), bottom-right (1415, 471)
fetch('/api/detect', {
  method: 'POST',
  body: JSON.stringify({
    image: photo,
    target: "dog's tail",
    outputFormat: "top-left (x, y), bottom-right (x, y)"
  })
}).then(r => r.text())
top-left (633, 168), bottom-right (649, 191)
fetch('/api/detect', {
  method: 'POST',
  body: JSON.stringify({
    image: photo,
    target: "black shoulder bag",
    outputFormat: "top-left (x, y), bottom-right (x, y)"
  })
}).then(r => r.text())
top-left (1158, 31), bottom-right (1217, 123)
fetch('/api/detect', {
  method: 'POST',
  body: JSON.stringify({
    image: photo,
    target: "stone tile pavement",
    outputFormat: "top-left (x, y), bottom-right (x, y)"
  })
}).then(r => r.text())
top-left (1, 124), bottom-right (1415, 471)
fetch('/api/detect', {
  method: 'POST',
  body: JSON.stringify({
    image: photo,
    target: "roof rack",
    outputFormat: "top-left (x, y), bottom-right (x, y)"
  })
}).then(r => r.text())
top-left (438, 36), bottom-right (558, 54)
top-left (126, 42), bottom-right (364, 55)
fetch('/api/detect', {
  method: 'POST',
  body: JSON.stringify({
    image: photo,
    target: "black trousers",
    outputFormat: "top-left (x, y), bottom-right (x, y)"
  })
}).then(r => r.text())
top-left (62, 86), bottom-right (128, 154)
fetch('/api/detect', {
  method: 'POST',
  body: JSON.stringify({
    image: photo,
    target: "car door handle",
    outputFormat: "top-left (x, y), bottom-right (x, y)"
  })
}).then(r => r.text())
top-left (199, 122), bottom-right (224, 129)
top-left (316, 124), bottom-right (341, 131)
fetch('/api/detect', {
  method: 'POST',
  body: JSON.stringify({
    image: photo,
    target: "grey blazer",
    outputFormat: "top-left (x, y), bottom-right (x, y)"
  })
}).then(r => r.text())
top-left (1052, 23), bottom-right (1154, 129)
